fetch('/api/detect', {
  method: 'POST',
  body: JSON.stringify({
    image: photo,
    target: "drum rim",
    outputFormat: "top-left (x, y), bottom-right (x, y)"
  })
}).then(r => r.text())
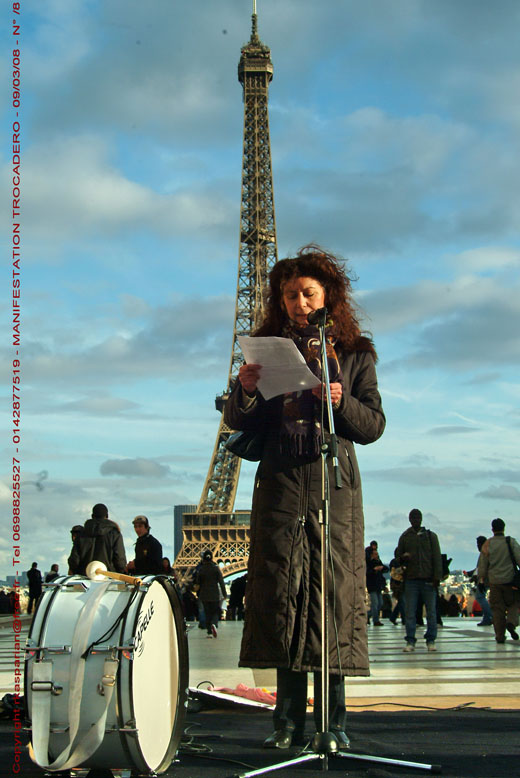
top-left (121, 574), bottom-right (189, 774)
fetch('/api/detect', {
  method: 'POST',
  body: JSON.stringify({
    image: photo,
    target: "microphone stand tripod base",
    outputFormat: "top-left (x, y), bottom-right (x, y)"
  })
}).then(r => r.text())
top-left (311, 731), bottom-right (339, 754)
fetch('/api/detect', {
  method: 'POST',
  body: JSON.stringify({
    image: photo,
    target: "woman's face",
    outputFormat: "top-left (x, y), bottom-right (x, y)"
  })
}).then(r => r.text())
top-left (281, 276), bottom-right (326, 327)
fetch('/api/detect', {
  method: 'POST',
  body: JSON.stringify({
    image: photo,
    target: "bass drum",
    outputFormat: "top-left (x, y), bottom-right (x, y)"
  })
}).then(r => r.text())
top-left (25, 574), bottom-right (188, 775)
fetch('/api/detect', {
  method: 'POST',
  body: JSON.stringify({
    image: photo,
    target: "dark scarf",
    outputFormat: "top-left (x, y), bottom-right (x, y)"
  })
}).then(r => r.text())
top-left (280, 319), bottom-right (343, 458)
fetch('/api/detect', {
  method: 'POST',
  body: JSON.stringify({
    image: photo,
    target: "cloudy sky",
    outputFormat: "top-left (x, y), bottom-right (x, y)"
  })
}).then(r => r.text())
top-left (2, 0), bottom-right (520, 578)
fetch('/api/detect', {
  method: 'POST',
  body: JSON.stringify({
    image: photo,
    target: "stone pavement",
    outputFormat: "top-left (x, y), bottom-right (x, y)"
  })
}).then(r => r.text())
top-left (187, 617), bottom-right (520, 711)
top-left (2, 613), bottom-right (519, 710)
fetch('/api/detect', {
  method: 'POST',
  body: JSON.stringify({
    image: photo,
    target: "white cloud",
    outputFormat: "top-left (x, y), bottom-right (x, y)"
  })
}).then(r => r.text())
top-left (100, 458), bottom-right (171, 478)
top-left (476, 485), bottom-right (520, 502)
top-left (7, 136), bottom-right (233, 249)
top-left (59, 394), bottom-right (142, 417)
top-left (453, 247), bottom-right (520, 273)
top-left (1, 294), bottom-right (234, 387)
top-left (24, 0), bottom-right (92, 85)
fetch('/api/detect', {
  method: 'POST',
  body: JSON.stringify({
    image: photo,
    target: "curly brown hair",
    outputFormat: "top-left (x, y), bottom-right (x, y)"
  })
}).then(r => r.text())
top-left (255, 245), bottom-right (377, 357)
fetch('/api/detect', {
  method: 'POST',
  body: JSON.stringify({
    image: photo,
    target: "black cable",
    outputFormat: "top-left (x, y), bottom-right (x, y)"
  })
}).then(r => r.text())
top-left (345, 700), bottom-right (489, 711)
top-left (81, 585), bottom-right (140, 659)
top-left (179, 721), bottom-right (257, 769)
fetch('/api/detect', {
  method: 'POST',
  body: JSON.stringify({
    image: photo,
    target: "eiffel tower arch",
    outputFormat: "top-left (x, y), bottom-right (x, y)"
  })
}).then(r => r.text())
top-left (173, 7), bottom-right (278, 585)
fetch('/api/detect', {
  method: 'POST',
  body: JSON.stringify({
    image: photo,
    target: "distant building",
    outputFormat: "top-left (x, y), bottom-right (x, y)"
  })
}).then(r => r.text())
top-left (173, 505), bottom-right (197, 562)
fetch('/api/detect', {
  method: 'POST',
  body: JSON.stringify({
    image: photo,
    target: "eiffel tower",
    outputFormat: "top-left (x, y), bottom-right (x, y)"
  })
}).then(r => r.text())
top-left (173, 4), bottom-right (277, 584)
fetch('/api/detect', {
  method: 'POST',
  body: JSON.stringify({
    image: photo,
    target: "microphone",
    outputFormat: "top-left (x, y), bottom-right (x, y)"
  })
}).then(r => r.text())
top-left (307, 307), bottom-right (327, 325)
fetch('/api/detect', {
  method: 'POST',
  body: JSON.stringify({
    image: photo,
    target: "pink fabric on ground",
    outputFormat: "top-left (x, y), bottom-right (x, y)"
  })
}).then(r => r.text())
top-left (214, 683), bottom-right (276, 704)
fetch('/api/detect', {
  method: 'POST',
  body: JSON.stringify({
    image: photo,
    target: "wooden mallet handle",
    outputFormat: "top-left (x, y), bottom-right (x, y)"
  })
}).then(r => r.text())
top-left (85, 560), bottom-right (143, 585)
top-left (95, 568), bottom-right (143, 586)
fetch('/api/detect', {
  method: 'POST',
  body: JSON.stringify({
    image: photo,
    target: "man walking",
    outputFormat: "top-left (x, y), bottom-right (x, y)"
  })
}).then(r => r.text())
top-left (396, 508), bottom-right (443, 653)
top-left (478, 518), bottom-right (520, 643)
top-left (27, 562), bottom-right (43, 614)
top-left (194, 551), bottom-right (227, 638)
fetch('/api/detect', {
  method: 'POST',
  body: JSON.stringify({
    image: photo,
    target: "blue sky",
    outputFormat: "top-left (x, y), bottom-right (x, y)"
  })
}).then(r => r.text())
top-left (2, 0), bottom-right (520, 578)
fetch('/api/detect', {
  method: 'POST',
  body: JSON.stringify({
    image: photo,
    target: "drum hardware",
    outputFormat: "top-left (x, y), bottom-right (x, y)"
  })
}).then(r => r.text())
top-left (52, 767), bottom-right (141, 778)
top-left (31, 680), bottom-right (63, 697)
top-left (90, 643), bottom-right (134, 655)
top-left (97, 664), bottom-right (118, 696)
top-left (60, 581), bottom-right (89, 592)
top-left (102, 669), bottom-right (117, 687)
top-left (117, 724), bottom-right (139, 734)
top-left (25, 644), bottom-right (72, 656)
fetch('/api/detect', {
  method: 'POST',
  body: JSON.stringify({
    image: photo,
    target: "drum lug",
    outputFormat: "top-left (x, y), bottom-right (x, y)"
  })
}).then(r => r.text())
top-left (118, 718), bottom-right (137, 732)
top-left (31, 680), bottom-right (63, 696)
top-left (91, 643), bottom-right (134, 657)
top-left (25, 644), bottom-right (72, 657)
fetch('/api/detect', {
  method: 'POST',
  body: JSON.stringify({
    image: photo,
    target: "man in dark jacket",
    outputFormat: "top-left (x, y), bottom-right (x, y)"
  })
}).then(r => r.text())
top-left (68, 503), bottom-right (127, 575)
top-left (396, 508), bottom-right (443, 653)
top-left (127, 515), bottom-right (163, 575)
top-left (195, 551), bottom-right (227, 638)
top-left (366, 547), bottom-right (388, 626)
top-left (27, 562), bottom-right (43, 613)
top-left (45, 564), bottom-right (60, 583)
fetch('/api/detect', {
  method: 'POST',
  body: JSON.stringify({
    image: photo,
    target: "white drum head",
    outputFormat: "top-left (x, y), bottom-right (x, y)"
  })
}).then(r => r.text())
top-left (132, 579), bottom-right (180, 770)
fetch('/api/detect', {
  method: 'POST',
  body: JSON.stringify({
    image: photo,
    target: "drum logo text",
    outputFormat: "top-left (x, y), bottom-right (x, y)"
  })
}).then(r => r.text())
top-left (135, 600), bottom-right (155, 657)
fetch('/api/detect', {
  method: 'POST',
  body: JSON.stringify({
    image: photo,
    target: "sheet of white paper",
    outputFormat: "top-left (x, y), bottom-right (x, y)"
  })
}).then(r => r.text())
top-left (238, 336), bottom-right (321, 401)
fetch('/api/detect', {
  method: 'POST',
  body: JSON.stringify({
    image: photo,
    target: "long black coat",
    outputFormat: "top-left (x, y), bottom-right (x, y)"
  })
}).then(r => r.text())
top-left (195, 560), bottom-right (227, 601)
top-left (224, 348), bottom-right (385, 676)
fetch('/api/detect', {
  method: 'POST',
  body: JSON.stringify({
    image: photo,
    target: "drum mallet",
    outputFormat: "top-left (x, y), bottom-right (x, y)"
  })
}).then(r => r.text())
top-left (85, 560), bottom-right (143, 586)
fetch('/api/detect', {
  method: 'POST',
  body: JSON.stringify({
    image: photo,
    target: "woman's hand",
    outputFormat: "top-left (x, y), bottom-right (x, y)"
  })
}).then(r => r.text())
top-left (312, 382), bottom-right (343, 405)
top-left (238, 363), bottom-right (262, 395)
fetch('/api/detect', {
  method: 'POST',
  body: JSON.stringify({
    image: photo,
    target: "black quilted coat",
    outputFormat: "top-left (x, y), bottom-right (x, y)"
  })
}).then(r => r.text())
top-left (224, 348), bottom-right (385, 676)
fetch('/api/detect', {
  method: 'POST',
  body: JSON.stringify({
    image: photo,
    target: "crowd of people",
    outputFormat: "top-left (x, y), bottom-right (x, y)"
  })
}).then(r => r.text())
top-left (19, 506), bottom-right (519, 657)
top-left (365, 513), bottom-right (520, 650)
top-left (20, 502), bottom-right (242, 640)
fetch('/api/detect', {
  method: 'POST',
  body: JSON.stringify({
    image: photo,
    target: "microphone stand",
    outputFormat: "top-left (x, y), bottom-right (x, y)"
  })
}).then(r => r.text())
top-left (236, 308), bottom-right (440, 777)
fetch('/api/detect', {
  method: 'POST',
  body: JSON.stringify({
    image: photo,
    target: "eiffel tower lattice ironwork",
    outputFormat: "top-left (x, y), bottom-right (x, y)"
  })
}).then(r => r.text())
top-left (174, 7), bottom-right (277, 584)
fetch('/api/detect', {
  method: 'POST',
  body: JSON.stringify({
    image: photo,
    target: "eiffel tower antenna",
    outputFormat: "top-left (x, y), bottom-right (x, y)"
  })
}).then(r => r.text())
top-left (173, 4), bottom-right (278, 582)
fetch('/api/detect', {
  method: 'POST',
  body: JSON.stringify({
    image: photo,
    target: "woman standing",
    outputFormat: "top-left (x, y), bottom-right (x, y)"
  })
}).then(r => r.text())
top-left (224, 246), bottom-right (385, 748)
